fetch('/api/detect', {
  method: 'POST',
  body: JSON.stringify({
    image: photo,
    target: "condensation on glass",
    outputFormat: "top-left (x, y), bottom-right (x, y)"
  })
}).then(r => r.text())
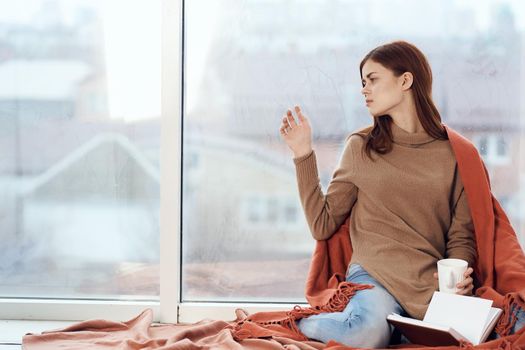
top-left (0, 0), bottom-right (161, 300)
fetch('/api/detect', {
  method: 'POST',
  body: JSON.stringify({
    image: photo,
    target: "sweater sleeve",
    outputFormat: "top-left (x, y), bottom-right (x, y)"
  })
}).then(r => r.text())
top-left (293, 137), bottom-right (359, 241)
top-left (445, 174), bottom-right (478, 267)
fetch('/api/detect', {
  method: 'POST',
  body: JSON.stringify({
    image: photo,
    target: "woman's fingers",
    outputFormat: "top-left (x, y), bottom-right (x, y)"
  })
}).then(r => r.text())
top-left (286, 109), bottom-right (298, 128)
top-left (457, 267), bottom-right (474, 294)
top-left (456, 274), bottom-right (474, 295)
top-left (457, 283), bottom-right (474, 296)
top-left (280, 121), bottom-right (289, 135)
top-left (280, 108), bottom-right (300, 135)
top-left (457, 277), bottom-right (473, 289)
top-left (282, 106), bottom-right (307, 129)
top-left (464, 267), bottom-right (474, 277)
top-left (279, 106), bottom-right (311, 146)
top-left (295, 105), bottom-right (306, 123)
top-left (434, 270), bottom-right (473, 296)
top-left (280, 114), bottom-right (289, 130)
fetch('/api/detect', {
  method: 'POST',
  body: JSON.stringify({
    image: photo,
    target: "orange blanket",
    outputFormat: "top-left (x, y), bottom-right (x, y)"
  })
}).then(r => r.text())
top-left (23, 125), bottom-right (525, 349)
top-left (23, 308), bottom-right (328, 349)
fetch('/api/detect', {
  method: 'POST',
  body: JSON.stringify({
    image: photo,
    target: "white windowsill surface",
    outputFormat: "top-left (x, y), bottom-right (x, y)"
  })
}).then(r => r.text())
top-left (0, 319), bottom-right (75, 345)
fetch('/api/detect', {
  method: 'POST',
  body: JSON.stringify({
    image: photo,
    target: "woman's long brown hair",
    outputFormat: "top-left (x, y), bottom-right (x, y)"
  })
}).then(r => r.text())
top-left (353, 40), bottom-right (448, 160)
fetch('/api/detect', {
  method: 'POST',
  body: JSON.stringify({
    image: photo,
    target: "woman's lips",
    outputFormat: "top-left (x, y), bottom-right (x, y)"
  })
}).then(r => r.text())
top-left (366, 100), bottom-right (373, 105)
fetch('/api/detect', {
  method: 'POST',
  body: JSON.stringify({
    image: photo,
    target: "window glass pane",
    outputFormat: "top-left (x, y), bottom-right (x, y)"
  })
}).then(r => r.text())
top-left (497, 136), bottom-right (507, 156)
top-left (479, 137), bottom-right (488, 156)
top-left (182, 0), bottom-right (525, 302)
top-left (0, 0), bottom-right (161, 300)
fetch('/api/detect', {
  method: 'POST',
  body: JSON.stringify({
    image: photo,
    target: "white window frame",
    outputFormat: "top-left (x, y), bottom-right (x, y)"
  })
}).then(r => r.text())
top-left (0, 0), bottom-right (306, 324)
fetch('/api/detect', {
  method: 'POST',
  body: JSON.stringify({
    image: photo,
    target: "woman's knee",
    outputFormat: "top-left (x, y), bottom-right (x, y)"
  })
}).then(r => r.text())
top-left (343, 314), bottom-right (393, 348)
top-left (296, 312), bottom-right (393, 348)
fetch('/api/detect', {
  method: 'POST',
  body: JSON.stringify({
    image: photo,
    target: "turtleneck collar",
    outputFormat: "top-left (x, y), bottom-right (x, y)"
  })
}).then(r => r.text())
top-left (390, 121), bottom-right (437, 147)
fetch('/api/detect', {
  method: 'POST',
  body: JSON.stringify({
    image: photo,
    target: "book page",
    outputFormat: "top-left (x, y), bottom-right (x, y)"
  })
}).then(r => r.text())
top-left (480, 308), bottom-right (503, 343)
top-left (423, 291), bottom-right (493, 344)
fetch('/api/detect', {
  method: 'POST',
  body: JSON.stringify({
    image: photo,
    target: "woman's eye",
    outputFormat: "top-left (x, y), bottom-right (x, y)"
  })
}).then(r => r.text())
top-left (362, 79), bottom-right (375, 87)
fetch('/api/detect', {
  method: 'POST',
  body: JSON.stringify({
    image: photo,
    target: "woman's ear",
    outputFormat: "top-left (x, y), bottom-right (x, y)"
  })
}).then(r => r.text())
top-left (401, 72), bottom-right (414, 90)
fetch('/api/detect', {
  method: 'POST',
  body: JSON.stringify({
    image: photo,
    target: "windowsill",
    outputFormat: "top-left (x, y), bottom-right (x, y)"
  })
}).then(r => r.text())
top-left (0, 298), bottom-right (160, 322)
top-left (0, 319), bottom-right (75, 344)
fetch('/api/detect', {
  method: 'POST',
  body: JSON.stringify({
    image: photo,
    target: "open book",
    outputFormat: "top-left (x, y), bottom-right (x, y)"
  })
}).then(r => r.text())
top-left (386, 292), bottom-right (503, 346)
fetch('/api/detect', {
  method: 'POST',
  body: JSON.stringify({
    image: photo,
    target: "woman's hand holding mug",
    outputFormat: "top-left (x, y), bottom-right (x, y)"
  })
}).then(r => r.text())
top-left (433, 262), bottom-right (474, 296)
top-left (279, 105), bottom-right (312, 158)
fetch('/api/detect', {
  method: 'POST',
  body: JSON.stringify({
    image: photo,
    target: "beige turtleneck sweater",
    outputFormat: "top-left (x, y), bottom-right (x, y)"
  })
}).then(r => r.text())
top-left (293, 121), bottom-right (477, 320)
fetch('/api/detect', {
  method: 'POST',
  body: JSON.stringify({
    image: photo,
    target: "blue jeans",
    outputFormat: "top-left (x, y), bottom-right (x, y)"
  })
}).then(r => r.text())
top-left (296, 263), bottom-right (406, 348)
top-left (490, 304), bottom-right (525, 339)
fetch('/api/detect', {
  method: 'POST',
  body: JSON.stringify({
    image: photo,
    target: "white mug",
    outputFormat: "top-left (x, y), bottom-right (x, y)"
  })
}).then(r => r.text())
top-left (437, 258), bottom-right (468, 294)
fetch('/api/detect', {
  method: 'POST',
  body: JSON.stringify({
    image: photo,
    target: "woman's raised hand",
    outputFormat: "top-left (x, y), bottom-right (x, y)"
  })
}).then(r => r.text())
top-left (279, 105), bottom-right (312, 158)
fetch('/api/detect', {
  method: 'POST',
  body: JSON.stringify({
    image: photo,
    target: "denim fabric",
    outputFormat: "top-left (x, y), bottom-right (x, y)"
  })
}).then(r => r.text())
top-left (296, 263), bottom-right (406, 348)
top-left (490, 304), bottom-right (525, 340)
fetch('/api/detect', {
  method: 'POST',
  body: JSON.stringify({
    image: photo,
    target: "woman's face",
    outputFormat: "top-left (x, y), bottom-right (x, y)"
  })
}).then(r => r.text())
top-left (361, 60), bottom-right (407, 117)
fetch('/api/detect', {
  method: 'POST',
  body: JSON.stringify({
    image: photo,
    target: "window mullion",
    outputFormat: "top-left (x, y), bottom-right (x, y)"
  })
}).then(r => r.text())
top-left (159, 0), bottom-right (184, 324)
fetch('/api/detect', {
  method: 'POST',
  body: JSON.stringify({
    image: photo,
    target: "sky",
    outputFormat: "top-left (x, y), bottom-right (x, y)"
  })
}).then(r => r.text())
top-left (99, 1), bottom-right (161, 121)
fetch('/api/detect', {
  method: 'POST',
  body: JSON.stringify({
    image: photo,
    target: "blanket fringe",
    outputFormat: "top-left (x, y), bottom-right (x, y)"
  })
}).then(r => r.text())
top-left (231, 281), bottom-right (374, 341)
top-left (496, 338), bottom-right (514, 350)
top-left (494, 292), bottom-right (525, 337)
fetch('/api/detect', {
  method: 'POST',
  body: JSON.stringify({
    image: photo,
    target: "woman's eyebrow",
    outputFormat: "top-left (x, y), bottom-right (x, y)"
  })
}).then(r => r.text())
top-left (362, 72), bottom-right (378, 84)
top-left (363, 72), bottom-right (377, 79)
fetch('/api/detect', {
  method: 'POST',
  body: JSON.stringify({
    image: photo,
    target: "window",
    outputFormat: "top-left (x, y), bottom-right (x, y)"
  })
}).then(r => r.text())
top-left (497, 136), bottom-right (508, 157)
top-left (246, 196), bottom-right (264, 223)
top-left (284, 200), bottom-right (299, 224)
top-left (1, 0), bottom-right (523, 323)
top-left (479, 137), bottom-right (489, 157)
top-left (267, 197), bottom-right (279, 222)
top-left (474, 134), bottom-right (512, 165)
top-left (240, 194), bottom-right (301, 227)
top-left (181, 0), bottom-right (524, 306)
top-left (0, 0), bottom-right (162, 318)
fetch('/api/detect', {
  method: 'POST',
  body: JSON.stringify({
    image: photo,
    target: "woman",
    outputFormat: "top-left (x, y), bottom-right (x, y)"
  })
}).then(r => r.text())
top-left (278, 41), bottom-right (479, 348)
